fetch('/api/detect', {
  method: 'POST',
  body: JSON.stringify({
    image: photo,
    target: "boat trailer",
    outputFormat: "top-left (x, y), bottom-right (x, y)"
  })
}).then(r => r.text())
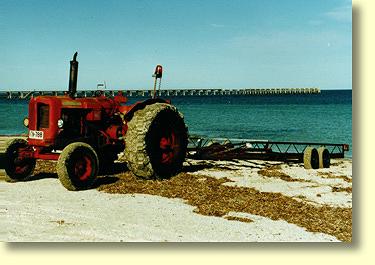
top-left (187, 135), bottom-right (349, 162)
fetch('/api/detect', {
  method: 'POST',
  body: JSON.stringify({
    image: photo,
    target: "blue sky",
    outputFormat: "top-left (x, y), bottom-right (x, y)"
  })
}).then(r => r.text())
top-left (0, 0), bottom-right (352, 90)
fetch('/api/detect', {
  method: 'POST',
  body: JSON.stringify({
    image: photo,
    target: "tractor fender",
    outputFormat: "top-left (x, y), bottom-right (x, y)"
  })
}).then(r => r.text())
top-left (121, 98), bottom-right (170, 122)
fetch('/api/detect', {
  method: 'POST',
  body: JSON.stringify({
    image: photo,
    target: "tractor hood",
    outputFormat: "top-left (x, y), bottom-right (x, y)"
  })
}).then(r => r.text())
top-left (27, 95), bottom-right (119, 146)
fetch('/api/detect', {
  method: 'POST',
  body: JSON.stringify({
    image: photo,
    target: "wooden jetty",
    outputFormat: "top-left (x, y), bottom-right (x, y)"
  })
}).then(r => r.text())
top-left (0, 87), bottom-right (321, 100)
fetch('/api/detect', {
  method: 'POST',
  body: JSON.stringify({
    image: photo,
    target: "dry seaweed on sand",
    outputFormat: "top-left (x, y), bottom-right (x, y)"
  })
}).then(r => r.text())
top-left (13, 159), bottom-right (351, 242)
top-left (98, 171), bottom-right (352, 242)
top-left (318, 172), bottom-right (352, 183)
top-left (224, 216), bottom-right (253, 223)
top-left (258, 165), bottom-right (311, 183)
top-left (332, 186), bottom-right (352, 193)
top-left (34, 160), bottom-right (57, 175)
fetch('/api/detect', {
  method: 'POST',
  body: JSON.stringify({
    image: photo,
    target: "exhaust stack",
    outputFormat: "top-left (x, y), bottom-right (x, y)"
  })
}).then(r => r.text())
top-left (68, 52), bottom-right (78, 98)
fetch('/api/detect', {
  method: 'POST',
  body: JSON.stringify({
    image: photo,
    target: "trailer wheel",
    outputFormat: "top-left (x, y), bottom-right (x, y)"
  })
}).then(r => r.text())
top-left (4, 138), bottom-right (36, 181)
top-left (123, 103), bottom-right (188, 179)
top-left (303, 146), bottom-right (319, 169)
top-left (317, 146), bottom-right (330, 168)
top-left (57, 142), bottom-right (99, 191)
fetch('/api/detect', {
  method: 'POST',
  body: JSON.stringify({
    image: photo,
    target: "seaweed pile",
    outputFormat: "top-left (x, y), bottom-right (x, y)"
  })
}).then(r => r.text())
top-left (98, 170), bottom-right (352, 242)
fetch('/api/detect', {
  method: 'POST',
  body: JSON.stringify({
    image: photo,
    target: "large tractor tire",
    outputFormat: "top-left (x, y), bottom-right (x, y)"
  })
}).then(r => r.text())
top-left (57, 142), bottom-right (99, 191)
top-left (123, 103), bottom-right (188, 179)
top-left (303, 146), bottom-right (319, 169)
top-left (4, 138), bottom-right (36, 181)
top-left (317, 146), bottom-right (330, 168)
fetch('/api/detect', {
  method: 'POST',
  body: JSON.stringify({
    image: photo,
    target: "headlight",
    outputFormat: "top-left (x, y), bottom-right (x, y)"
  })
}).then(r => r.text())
top-left (57, 119), bottom-right (64, 128)
top-left (23, 117), bottom-right (29, 128)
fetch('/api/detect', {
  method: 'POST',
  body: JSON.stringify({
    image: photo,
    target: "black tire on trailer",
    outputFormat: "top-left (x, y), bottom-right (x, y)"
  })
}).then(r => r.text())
top-left (123, 103), bottom-right (188, 179)
top-left (303, 146), bottom-right (319, 169)
top-left (57, 142), bottom-right (99, 191)
top-left (4, 138), bottom-right (36, 182)
top-left (317, 146), bottom-right (330, 168)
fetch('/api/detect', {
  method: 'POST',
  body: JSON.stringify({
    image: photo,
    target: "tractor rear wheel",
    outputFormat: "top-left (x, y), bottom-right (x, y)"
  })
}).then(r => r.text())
top-left (57, 142), bottom-right (99, 191)
top-left (123, 103), bottom-right (188, 179)
top-left (4, 138), bottom-right (36, 181)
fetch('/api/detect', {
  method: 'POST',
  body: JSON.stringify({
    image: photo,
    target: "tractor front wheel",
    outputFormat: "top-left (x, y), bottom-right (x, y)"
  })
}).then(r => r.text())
top-left (4, 138), bottom-right (36, 181)
top-left (57, 142), bottom-right (99, 191)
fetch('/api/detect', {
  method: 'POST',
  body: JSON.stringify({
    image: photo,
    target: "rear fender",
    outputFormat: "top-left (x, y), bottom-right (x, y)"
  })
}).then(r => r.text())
top-left (122, 98), bottom-right (170, 122)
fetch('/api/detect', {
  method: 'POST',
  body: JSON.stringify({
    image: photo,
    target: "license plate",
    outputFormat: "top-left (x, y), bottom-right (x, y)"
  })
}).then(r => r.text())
top-left (29, 130), bottom-right (44, 140)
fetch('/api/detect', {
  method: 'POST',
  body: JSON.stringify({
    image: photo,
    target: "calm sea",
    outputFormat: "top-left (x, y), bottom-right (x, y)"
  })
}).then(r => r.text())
top-left (0, 89), bottom-right (352, 157)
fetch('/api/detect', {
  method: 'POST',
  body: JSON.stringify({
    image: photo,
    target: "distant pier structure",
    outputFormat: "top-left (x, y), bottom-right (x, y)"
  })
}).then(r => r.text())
top-left (0, 88), bottom-right (321, 100)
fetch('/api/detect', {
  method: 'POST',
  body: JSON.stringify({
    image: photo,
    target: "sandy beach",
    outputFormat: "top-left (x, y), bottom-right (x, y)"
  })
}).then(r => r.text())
top-left (0, 136), bottom-right (352, 242)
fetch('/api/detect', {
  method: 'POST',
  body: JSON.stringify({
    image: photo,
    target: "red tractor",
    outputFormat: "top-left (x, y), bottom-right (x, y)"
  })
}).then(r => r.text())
top-left (4, 53), bottom-right (188, 190)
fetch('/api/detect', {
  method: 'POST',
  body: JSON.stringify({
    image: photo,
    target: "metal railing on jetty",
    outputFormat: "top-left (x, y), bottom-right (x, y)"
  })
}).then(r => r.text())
top-left (0, 88), bottom-right (321, 100)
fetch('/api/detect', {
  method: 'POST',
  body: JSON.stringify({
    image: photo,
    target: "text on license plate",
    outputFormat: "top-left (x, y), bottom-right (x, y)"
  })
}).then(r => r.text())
top-left (29, 130), bottom-right (44, 140)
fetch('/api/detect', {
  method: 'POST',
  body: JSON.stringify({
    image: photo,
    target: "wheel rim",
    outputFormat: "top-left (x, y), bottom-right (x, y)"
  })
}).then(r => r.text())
top-left (14, 166), bottom-right (26, 174)
top-left (159, 130), bottom-right (180, 165)
top-left (74, 156), bottom-right (92, 181)
top-left (14, 161), bottom-right (31, 174)
top-left (9, 148), bottom-right (33, 176)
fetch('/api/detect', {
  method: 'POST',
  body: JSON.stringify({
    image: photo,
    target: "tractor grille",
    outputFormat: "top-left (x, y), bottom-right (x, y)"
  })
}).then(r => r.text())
top-left (37, 104), bottom-right (49, 129)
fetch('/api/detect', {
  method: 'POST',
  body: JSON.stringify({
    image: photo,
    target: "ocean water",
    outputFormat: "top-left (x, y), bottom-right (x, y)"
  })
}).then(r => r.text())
top-left (0, 89), bottom-right (352, 157)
